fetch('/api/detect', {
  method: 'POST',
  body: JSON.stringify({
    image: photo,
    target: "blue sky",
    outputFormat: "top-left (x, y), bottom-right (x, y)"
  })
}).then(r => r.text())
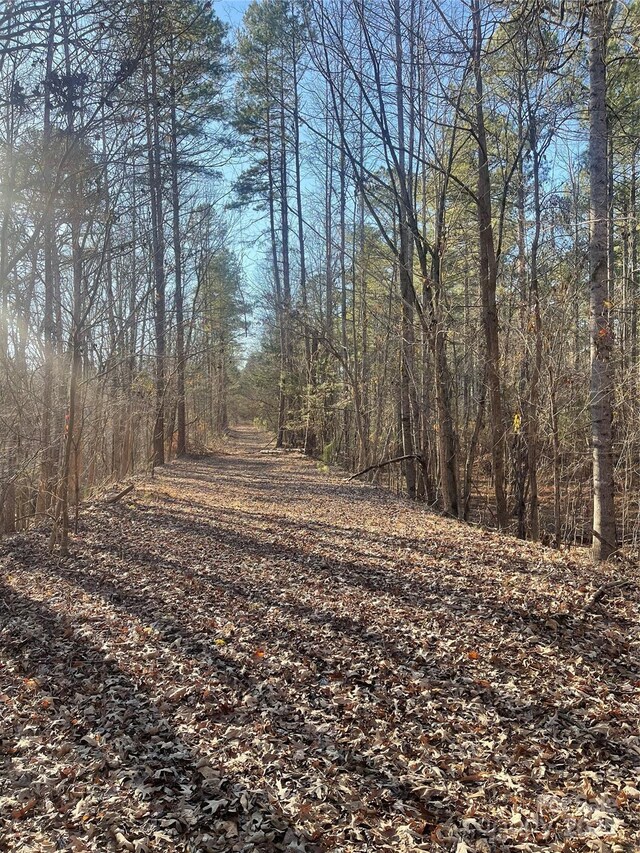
top-left (213, 0), bottom-right (269, 353)
top-left (216, 0), bottom-right (252, 29)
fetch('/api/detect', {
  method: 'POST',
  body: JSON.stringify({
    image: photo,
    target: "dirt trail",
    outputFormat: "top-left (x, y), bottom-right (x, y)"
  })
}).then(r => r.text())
top-left (1, 426), bottom-right (639, 852)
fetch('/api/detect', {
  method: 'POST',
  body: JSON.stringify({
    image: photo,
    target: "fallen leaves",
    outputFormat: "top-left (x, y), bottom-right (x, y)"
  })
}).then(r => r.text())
top-left (0, 426), bottom-right (639, 852)
top-left (11, 797), bottom-right (37, 820)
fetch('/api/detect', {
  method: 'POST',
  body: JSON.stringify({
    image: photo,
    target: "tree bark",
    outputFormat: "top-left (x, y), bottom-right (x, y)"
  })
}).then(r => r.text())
top-left (471, 0), bottom-right (507, 529)
top-left (170, 50), bottom-right (187, 457)
top-left (144, 7), bottom-right (166, 468)
top-left (59, 1), bottom-right (82, 555)
top-left (394, 0), bottom-right (417, 500)
top-left (589, 0), bottom-right (617, 561)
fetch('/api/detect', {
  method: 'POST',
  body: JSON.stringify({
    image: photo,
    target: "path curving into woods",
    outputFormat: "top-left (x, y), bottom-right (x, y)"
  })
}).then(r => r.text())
top-left (1, 426), bottom-right (639, 852)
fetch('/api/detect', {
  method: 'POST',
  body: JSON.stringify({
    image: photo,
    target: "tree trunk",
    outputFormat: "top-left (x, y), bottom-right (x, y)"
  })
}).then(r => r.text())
top-left (170, 53), bottom-right (187, 457)
top-left (144, 10), bottom-right (166, 468)
top-left (526, 108), bottom-right (542, 541)
top-left (589, 1), bottom-right (617, 561)
top-left (393, 0), bottom-right (417, 499)
top-left (265, 51), bottom-right (286, 448)
top-left (59, 3), bottom-right (82, 555)
top-left (472, 0), bottom-right (507, 529)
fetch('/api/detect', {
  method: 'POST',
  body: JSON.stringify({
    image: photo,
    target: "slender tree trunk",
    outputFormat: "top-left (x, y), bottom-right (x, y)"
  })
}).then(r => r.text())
top-left (144, 8), bottom-right (166, 468)
top-left (427, 120), bottom-right (460, 517)
top-left (631, 149), bottom-right (638, 378)
top-left (59, 3), bottom-right (82, 555)
top-left (0, 21), bottom-right (16, 534)
top-left (325, 90), bottom-right (334, 343)
top-left (265, 52), bottom-right (286, 448)
top-left (514, 108), bottom-right (528, 539)
top-left (589, 1), bottom-right (617, 560)
top-left (471, 0), bottom-right (507, 528)
top-left (292, 39), bottom-right (315, 455)
top-left (527, 109), bottom-right (542, 541)
top-left (37, 0), bottom-right (58, 516)
top-left (463, 374), bottom-right (487, 522)
top-left (279, 50), bottom-right (294, 443)
top-left (338, 1), bottom-right (350, 461)
top-left (393, 0), bottom-right (416, 499)
top-left (549, 364), bottom-right (562, 548)
top-left (399, 251), bottom-right (417, 500)
top-left (170, 54), bottom-right (187, 457)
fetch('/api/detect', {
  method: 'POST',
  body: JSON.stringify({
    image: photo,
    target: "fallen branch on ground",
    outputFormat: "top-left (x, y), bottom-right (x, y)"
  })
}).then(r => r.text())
top-left (106, 484), bottom-right (134, 504)
top-left (581, 579), bottom-right (635, 615)
top-left (347, 454), bottom-right (424, 481)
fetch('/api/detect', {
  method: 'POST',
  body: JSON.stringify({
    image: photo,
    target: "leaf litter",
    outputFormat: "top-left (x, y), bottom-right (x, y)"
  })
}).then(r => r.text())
top-left (1, 427), bottom-right (639, 852)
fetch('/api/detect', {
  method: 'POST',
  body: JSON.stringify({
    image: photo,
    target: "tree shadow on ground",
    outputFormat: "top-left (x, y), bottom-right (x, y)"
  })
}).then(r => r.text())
top-left (0, 576), bottom-right (320, 853)
top-left (7, 513), bottom-right (639, 793)
top-left (4, 443), bottom-right (640, 847)
top-left (107, 495), bottom-right (636, 670)
top-left (3, 538), bottom-right (462, 849)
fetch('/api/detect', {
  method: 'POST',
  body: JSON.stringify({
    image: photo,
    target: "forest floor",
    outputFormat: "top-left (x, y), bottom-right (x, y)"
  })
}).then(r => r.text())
top-left (1, 426), bottom-right (639, 853)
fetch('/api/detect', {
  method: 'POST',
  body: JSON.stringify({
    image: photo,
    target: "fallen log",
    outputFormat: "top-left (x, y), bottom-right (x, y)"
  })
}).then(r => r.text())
top-left (347, 454), bottom-right (424, 481)
top-left (581, 579), bottom-right (635, 615)
top-left (106, 484), bottom-right (134, 504)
